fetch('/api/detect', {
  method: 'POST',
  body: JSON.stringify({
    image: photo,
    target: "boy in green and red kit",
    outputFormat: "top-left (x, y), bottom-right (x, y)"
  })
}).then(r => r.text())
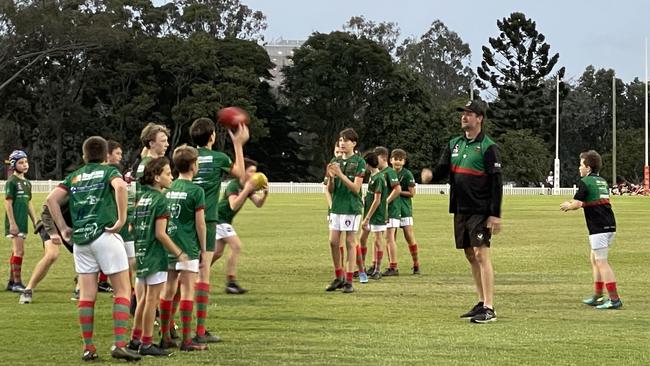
top-left (130, 157), bottom-right (190, 356)
top-left (325, 128), bottom-right (366, 293)
top-left (5, 150), bottom-right (37, 292)
top-left (190, 117), bottom-right (248, 343)
top-left (372, 147), bottom-right (401, 276)
top-left (560, 150), bottom-right (622, 310)
top-left (214, 158), bottom-right (269, 294)
top-left (390, 149), bottom-right (420, 274)
top-left (360, 151), bottom-right (386, 281)
top-left (47, 136), bottom-right (140, 361)
top-left (159, 146), bottom-right (208, 351)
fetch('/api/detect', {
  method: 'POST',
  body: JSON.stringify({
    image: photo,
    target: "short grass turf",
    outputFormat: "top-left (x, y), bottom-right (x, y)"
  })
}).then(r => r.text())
top-left (1, 193), bottom-right (649, 365)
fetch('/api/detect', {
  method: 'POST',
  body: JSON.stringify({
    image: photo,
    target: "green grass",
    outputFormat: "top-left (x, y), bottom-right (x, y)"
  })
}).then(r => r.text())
top-left (1, 194), bottom-right (650, 365)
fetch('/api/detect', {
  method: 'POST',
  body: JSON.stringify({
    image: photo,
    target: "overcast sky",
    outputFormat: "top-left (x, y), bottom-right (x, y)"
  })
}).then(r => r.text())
top-left (155, 0), bottom-right (650, 83)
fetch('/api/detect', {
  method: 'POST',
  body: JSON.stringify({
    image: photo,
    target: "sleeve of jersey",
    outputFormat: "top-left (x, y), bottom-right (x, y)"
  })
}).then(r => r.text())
top-left (389, 171), bottom-right (399, 187)
top-left (4, 180), bottom-right (15, 199)
top-left (219, 153), bottom-right (234, 173)
top-left (432, 145), bottom-right (451, 181)
top-left (484, 145), bottom-right (503, 217)
top-left (355, 159), bottom-right (366, 177)
top-left (407, 171), bottom-right (416, 186)
top-left (195, 188), bottom-right (206, 212)
top-left (58, 174), bottom-right (72, 192)
top-left (573, 181), bottom-right (588, 202)
top-left (155, 198), bottom-right (170, 220)
top-left (107, 166), bottom-right (123, 182)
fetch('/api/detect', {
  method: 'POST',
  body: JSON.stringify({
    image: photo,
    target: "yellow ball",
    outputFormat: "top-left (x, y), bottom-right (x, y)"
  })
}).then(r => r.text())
top-left (251, 172), bottom-right (268, 190)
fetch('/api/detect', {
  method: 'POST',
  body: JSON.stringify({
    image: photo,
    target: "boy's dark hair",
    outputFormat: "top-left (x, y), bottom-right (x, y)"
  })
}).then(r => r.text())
top-left (140, 123), bottom-right (170, 149)
top-left (190, 118), bottom-right (215, 147)
top-left (82, 136), bottom-right (108, 163)
top-left (140, 157), bottom-right (170, 186)
top-left (374, 146), bottom-right (389, 159)
top-left (339, 128), bottom-right (358, 143)
top-left (107, 140), bottom-right (122, 154)
top-left (391, 148), bottom-right (407, 160)
top-left (364, 151), bottom-right (379, 169)
top-left (244, 158), bottom-right (258, 169)
top-left (172, 145), bottom-right (199, 174)
top-left (580, 150), bottom-right (602, 173)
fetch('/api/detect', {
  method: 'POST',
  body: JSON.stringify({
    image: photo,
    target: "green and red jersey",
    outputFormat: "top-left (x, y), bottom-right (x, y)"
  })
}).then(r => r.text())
top-left (4, 174), bottom-right (32, 235)
top-left (434, 132), bottom-right (502, 217)
top-left (574, 173), bottom-right (616, 235)
top-left (134, 185), bottom-right (170, 277)
top-left (165, 179), bottom-right (205, 260)
top-left (396, 168), bottom-right (416, 218)
top-left (59, 163), bottom-right (122, 245)
top-left (217, 179), bottom-right (246, 225)
top-left (330, 154), bottom-right (366, 215)
top-left (193, 147), bottom-right (233, 222)
top-left (381, 166), bottom-right (401, 219)
top-left (364, 172), bottom-right (387, 225)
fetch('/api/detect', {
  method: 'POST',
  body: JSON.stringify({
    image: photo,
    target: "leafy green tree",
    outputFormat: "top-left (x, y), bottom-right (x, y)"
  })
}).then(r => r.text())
top-left (343, 15), bottom-right (400, 55)
top-left (497, 129), bottom-right (552, 186)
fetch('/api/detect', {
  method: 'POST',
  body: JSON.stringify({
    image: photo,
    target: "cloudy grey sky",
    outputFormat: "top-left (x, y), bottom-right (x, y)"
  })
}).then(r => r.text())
top-left (156, 0), bottom-right (649, 83)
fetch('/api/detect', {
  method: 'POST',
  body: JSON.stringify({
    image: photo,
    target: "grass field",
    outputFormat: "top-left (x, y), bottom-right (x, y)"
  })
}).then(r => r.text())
top-left (1, 193), bottom-right (650, 365)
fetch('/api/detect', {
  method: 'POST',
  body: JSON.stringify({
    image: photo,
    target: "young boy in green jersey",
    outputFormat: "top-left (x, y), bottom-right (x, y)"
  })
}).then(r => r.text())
top-left (47, 136), bottom-right (140, 361)
top-left (324, 143), bottom-right (345, 268)
top-left (560, 150), bottom-right (622, 309)
top-left (325, 128), bottom-right (366, 293)
top-left (189, 117), bottom-right (248, 343)
top-left (372, 147), bottom-right (401, 276)
top-left (130, 157), bottom-right (189, 357)
top-left (5, 150), bottom-right (36, 292)
top-left (390, 149), bottom-right (420, 275)
top-left (360, 151), bottom-right (386, 281)
top-left (213, 158), bottom-right (268, 294)
top-left (159, 146), bottom-right (208, 351)
top-left (135, 123), bottom-right (170, 178)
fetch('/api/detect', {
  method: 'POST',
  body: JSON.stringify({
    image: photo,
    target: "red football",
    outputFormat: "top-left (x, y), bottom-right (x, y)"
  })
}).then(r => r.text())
top-left (217, 107), bottom-right (249, 129)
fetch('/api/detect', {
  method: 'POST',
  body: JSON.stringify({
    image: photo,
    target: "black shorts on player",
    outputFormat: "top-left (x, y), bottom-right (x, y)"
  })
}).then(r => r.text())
top-left (453, 214), bottom-right (491, 249)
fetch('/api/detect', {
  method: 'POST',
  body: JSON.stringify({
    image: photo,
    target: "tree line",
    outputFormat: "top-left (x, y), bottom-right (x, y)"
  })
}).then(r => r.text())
top-left (1, 2), bottom-right (644, 187)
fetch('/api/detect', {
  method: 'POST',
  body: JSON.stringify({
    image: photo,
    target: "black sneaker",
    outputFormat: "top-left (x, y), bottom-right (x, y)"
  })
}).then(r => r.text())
top-left (342, 282), bottom-right (354, 293)
top-left (139, 344), bottom-right (171, 357)
top-left (169, 324), bottom-right (179, 339)
top-left (382, 268), bottom-right (399, 277)
top-left (127, 339), bottom-right (141, 351)
top-left (225, 281), bottom-right (248, 294)
top-left (366, 265), bottom-right (376, 274)
top-left (111, 345), bottom-right (142, 361)
top-left (11, 282), bottom-right (26, 293)
top-left (180, 340), bottom-right (208, 352)
top-left (370, 271), bottom-right (382, 280)
top-left (460, 302), bottom-right (485, 319)
top-left (97, 281), bottom-right (113, 293)
top-left (325, 277), bottom-right (345, 292)
top-left (81, 349), bottom-right (98, 361)
top-left (353, 271), bottom-right (359, 278)
top-left (412, 266), bottom-right (420, 275)
top-left (193, 331), bottom-right (221, 344)
top-left (159, 338), bottom-right (177, 349)
top-left (470, 307), bottom-right (497, 323)
top-left (5, 280), bottom-right (14, 291)
top-left (71, 288), bottom-right (80, 301)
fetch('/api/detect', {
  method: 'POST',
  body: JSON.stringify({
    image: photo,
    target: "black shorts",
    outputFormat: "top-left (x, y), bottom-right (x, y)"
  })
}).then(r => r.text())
top-left (453, 214), bottom-right (491, 249)
top-left (37, 226), bottom-right (73, 254)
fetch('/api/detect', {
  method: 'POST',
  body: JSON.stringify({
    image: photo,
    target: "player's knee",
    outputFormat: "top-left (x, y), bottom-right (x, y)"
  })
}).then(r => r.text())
top-left (14, 248), bottom-right (25, 257)
top-left (329, 240), bottom-right (339, 249)
top-left (44, 251), bottom-right (59, 264)
top-left (464, 250), bottom-right (476, 262)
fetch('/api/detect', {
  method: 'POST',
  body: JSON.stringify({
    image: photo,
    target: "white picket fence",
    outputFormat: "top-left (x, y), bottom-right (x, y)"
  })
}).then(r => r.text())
top-left (0, 180), bottom-right (577, 196)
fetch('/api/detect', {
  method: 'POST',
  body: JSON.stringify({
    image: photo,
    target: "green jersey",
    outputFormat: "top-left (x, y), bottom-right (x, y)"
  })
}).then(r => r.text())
top-left (4, 175), bottom-right (32, 235)
top-left (381, 166), bottom-right (401, 219)
top-left (193, 147), bottom-right (233, 222)
top-left (60, 163), bottom-right (122, 245)
top-left (396, 168), bottom-right (416, 218)
top-left (364, 172), bottom-right (387, 225)
top-left (330, 154), bottom-right (366, 215)
top-left (135, 156), bottom-right (152, 179)
top-left (574, 174), bottom-right (616, 235)
top-left (134, 185), bottom-right (170, 278)
top-left (217, 179), bottom-right (245, 225)
top-left (119, 171), bottom-right (135, 242)
top-left (165, 179), bottom-right (206, 260)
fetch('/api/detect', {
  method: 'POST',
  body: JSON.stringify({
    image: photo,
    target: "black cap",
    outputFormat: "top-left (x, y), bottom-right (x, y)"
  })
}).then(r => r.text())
top-left (456, 100), bottom-right (486, 117)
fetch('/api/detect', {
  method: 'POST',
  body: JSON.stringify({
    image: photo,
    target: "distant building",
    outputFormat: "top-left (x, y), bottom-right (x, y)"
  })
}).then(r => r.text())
top-left (264, 39), bottom-right (304, 87)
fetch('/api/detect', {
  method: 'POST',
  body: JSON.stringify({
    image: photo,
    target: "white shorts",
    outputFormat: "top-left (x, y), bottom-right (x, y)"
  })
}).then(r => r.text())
top-left (74, 232), bottom-right (129, 275)
top-left (589, 232), bottom-right (615, 251)
top-left (329, 214), bottom-right (361, 232)
top-left (216, 223), bottom-right (237, 239)
top-left (6, 233), bottom-right (26, 239)
top-left (124, 241), bottom-right (135, 259)
top-left (386, 218), bottom-right (401, 229)
top-left (400, 217), bottom-right (414, 227)
top-left (168, 259), bottom-right (200, 273)
top-left (363, 222), bottom-right (387, 233)
top-left (136, 271), bottom-right (168, 285)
